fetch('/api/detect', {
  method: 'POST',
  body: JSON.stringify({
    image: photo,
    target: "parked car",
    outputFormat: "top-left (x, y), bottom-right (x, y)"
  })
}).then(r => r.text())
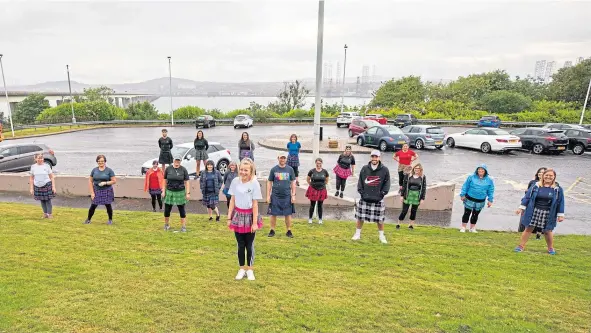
top-left (478, 115), bottom-right (501, 128)
top-left (402, 125), bottom-right (446, 149)
top-left (445, 128), bottom-right (521, 153)
top-left (582, 124), bottom-right (591, 130)
top-left (0, 143), bottom-right (57, 173)
top-left (348, 119), bottom-right (380, 137)
top-left (393, 114), bottom-right (418, 128)
top-left (336, 112), bottom-right (360, 128)
top-left (141, 142), bottom-right (231, 176)
top-left (564, 129), bottom-right (591, 155)
top-left (542, 123), bottom-right (586, 131)
top-left (196, 115), bottom-right (216, 128)
top-left (233, 115), bottom-right (253, 129)
top-left (356, 125), bottom-right (409, 152)
top-left (509, 127), bottom-right (568, 154)
top-left (363, 114), bottom-right (388, 125)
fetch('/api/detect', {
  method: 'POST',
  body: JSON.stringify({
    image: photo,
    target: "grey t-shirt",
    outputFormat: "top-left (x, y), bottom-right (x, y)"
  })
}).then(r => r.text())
top-left (90, 167), bottom-right (115, 188)
top-left (30, 163), bottom-right (53, 187)
top-left (267, 165), bottom-right (295, 198)
top-left (229, 178), bottom-right (262, 209)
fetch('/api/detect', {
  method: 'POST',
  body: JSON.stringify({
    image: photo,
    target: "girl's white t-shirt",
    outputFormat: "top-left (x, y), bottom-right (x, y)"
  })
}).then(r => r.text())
top-left (229, 178), bottom-right (262, 209)
top-left (30, 163), bottom-right (53, 187)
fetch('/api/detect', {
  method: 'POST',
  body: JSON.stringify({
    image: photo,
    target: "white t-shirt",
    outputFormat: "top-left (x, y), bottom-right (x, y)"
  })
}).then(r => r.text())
top-left (228, 177), bottom-right (262, 209)
top-left (30, 163), bottom-right (53, 187)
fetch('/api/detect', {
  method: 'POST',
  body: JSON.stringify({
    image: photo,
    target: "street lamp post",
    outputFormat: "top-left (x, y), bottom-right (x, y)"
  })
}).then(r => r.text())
top-left (66, 65), bottom-right (76, 123)
top-left (0, 54), bottom-right (15, 137)
top-left (340, 44), bottom-right (348, 113)
top-left (168, 56), bottom-right (174, 126)
top-left (579, 78), bottom-right (591, 125)
top-left (313, 0), bottom-right (325, 159)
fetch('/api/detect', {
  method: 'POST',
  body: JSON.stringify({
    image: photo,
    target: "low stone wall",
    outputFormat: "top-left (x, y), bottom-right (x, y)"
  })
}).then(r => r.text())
top-left (0, 173), bottom-right (455, 211)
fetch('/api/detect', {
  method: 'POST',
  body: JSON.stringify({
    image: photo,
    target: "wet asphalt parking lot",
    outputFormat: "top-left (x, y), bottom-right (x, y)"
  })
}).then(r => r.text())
top-left (2, 124), bottom-right (590, 234)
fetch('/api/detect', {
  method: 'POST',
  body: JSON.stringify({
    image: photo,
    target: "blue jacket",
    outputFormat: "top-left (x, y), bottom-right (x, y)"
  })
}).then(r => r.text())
top-left (199, 170), bottom-right (223, 195)
top-left (459, 164), bottom-right (495, 202)
top-left (520, 183), bottom-right (565, 231)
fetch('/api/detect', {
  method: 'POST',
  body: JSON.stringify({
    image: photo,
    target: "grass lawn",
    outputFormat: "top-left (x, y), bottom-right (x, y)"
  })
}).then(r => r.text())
top-left (0, 202), bottom-right (589, 333)
top-left (4, 125), bottom-right (101, 139)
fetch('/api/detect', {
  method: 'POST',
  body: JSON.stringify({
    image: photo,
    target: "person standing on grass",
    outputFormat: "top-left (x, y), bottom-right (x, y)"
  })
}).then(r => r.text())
top-left (194, 130), bottom-right (209, 177)
top-left (398, 163), bottom-right (427, 230)
top-left (227, 158), bottom-right (263, 281)
top-left (306, 158), bottom-right (329, 224)
top-left (515, 169), bottom-right (565, 255)
top-left (459, 164), bottom-right (494, 233)
top-left (84, 155), bottom-right (117, 225)
top-left (333, 145), bottom-right (356, 198)
top-left (286, 134), bottom-right (302, 186)
top-left (222, 161), bottom-right (238, 208)
top-left (519, 167), bottom-right (548, 239)
top-left (158, 129), bottom-right (173, 171)
top-left (144, 160), bottom-right (164, 212)
top-left (238, 132), bottom-right (255, 161)
top-left (352, 150), bottom-right (391, 244)
top-left (200, 160), bottom-right (223, 222)
top-left (393, 143), bottom-right (418, 193)
top-left (163, 155), bottom-right (191, 232)
top-left (29, 153), bottom-right (56, 219)
top-left (267, 151), bottom-right (296, 238)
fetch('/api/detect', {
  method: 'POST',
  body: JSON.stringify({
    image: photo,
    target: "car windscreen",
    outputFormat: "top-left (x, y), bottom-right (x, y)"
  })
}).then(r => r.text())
top-left (482, 116), bottom-right (497, 120)
top-left (385, 126), bottom-right (403, 135)
top-left (364, 120), bottom-right (380, 127)
top-left (426, 127), bottom-right (444, 134)
top-left (235, 116), bottom-right (246, 120)
top-left (396, 115), bottom-right (408, 120)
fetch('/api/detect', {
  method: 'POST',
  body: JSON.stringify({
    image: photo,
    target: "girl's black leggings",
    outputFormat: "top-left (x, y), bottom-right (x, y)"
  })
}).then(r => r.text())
top-left (336, 176), bottom-right (346, 192)
top-left (462, 208), bottom-right (481, 224)
top-left (88, 204), bottom-right (113, 221)
top-left (398, 171), bottom-right (405, 187)
top-left (235, 232), bottom-right (256, 267)
top-left (164, 204), bottom-right (186, 218)
top-left (399, 203), bottom-right (419, 221)
top-left (151, 194), bottom-right (162, 210)
top-left (292, 166), bottom-right (299, 178)
top-left (309, 200), bottom-right (324, 219)
top-left (226, 195), bottom-right (232, 208)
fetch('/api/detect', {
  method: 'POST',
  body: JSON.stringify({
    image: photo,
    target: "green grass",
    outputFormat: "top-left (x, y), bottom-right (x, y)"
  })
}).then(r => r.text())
top-left (0, 202), bottom-right (589, 333)
top-left (7, 125), bottom-right (100, 138)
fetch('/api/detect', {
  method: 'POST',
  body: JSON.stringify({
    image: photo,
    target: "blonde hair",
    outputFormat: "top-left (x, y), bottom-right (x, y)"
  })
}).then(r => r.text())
top-left (412, 163), bottom-right (424, 177)
top-left (403, 165), bottom-right (413, 175)
top-left (239, 158), bottom-right (256, 181)
top-left (538, 168), bottom-right (557, 188)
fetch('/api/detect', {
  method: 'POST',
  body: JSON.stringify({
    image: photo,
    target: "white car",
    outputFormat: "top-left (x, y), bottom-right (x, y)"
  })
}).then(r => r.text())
top-left (234, 115), bottom-right (253, 129)
top-left (445, 128), bottom-right (522, 153)
top-left (336, 112), bottom-right (361, 128)
top-left (141, 142), bottom-right (232, 176)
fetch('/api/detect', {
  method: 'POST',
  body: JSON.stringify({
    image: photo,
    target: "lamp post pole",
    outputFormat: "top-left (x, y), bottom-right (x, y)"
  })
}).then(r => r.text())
top-left (66, 65), bottom-right (76, 123)
top-left (168, 56), bottom-right (174, 126)
top-left (313, 0), bottom-right (325, 159)
top-left (339, 44), bottom-right (348, 113)
top-left (0, 54), bottom-right (15, 137)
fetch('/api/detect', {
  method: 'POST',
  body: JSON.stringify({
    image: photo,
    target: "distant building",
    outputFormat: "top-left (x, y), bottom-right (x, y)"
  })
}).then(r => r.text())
top-left (576, 57), bottom-right (584, 65)
top-left (544, 61), bottom-right (556, 82)
top-left (563, 60), bottom-right (573, 68)
top-left (534, 60), bottom-right (546, 80)
top-left (361, 65), bottom-right (370, 85)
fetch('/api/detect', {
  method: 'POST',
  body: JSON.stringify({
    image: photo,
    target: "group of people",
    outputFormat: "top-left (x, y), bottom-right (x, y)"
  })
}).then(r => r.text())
top-left (25, 129), bottom-right (567, 281)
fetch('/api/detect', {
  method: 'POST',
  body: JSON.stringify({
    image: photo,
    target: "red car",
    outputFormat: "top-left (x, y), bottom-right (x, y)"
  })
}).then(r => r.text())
top-left (348, 119), bottom-right (381, 137)
top-left (364, 114), bottom-right (388, 125)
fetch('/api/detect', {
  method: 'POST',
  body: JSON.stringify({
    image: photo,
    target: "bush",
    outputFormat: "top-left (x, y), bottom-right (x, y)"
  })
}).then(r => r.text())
top-left (173, 106), bottom-right (206, 120)
top-left (480, 90), bottom-right (532, 114)
top-left (36, 101), bottom-right (127, 123)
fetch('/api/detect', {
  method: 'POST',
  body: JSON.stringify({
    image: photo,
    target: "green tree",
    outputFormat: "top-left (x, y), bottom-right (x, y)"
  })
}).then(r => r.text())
top-left (370, 76), bottom-right (425, 108)
top-left (480, 90), bottom-right (532, 114)
top-left (510, 76), bottom-right (548, 101)
top-left (125, 102), bottom-right (159, 120)
top-left (13, 94), bottom-right (50, 124)
top-left (445, 70), bottom-right (511, 105)
top-left (274, 80), bottom-right (310, 114)
top-left (37, 101), bottom-right (127, 123)
top-left (173, 106), bottom-right (205, 119)
top-left (548, 58), bottom-right (591, 105)
top-left (79, 86), bottom-right (116, 103)
top-left (205, 108), bottom-right (225, 119)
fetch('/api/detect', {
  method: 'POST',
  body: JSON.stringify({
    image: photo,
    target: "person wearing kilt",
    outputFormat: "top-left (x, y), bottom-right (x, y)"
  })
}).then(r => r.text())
top-left (200, 160), bottom-right (223, 221)
top-left (286, 134), bottom-right (302, 186)
top-left (515, 169), bottom-right (565, 255)
top-left (398, 163), bottom-right (427, 230)
top-left (194, 130), bottom-right (209, 177)
top-left (227, 158), bottom-right (263, 281)
top-left (267, 151), bottom-right (296, 238)
top-left (333, 145), bottom-right (356, 198)
top-left (352, 150), bottom-right (391, 244)
top-left (238, 132), bottom-right (255, 161)
top-left (144, 160), bottom-right (164, 212)
top-left (29, 153), bottom-right (56, 219)
top-left (84, 155), bottom-right (117, 225)
top-left (163, 156), bottom-right (191, 232)
top-left (519, 167), bottom-right (548, 238)
top-left (459, 164), bottom-right (495, 233)
top-left (158, 129), bottom-right (173, 171)
top-left (306, 158), bottom-right (329, 224)
top-left (222, 162), bottom-right (238, 208)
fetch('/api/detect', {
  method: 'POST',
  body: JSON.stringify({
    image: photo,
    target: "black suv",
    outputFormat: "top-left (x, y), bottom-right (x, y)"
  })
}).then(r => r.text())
top-left (509, 127), bottom-right (568, 154)
top-left (195, 115), bottom-right (216, 128)
top-left (394, 114), bottom-right (418, 128)
top-left (564, 129), bottom-right (591, 155)
top-left (542, 123), bottom-right (586, 131)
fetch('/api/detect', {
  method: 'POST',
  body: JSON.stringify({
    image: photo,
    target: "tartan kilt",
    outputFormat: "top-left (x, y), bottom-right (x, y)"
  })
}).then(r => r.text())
top-left (287, 154), bottom-right (300, 168)
top-left (34, 182), bottom-right (55, 201)
top-left (463, 198), bottom-right (486, 211)
top-left (230, 207), bottom-right (263, 233)
top-left (527, 207), bottom-right (550, 229)
top-left (333, 165), bottom-right (352, 179)
top-left (164, 189), bottom-right (187, 205)
top-left (194, 149), bottom-right (209, 161)
top-left (305, 187), bottom-right (327, 201)
top-left (403, 189), bottom-right (420, 206)
top-left (202, 192), bottom-right (219, 209)
top-left (149, 188), bottom-right (162, 196)
top-left (158, 151), bottom-right (173, 165)
top-left (355, 199), bottom-right (386, 223)
top-left (92, 186), bottom-right (114, 205)
top-left (267, 195), bottom-right (295, 216)
top-left (239, 149), bottom-right (254, 161)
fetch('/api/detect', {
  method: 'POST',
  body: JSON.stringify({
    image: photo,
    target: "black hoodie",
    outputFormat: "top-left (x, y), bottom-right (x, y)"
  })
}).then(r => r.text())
top-left (357, 161), bottom-right (391, 203)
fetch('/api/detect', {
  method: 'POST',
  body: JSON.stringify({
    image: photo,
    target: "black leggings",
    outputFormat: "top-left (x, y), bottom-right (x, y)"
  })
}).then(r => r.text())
top-left (462, 208), bottom-right (481, 224)
top-left (309, 200), bottom-right (324, 219)
top-left (292, 166), bottom-right (299, 178)
top-left (235, 232), bottom-right (256, 266)
top-left (151, 194), bottom-right (162, 210)
top-left (88, 204), bottom-right (113, 221)
top-left (336, 176), bottom-right (346, 192)
top-left (226, 195), bottom-right (232, 208)
top-left (399, 203), bottom-right (419, 221)
top-left (164, 204), bottom-right (186, 218)
top-left (398, 171), bottom-right (405, 187)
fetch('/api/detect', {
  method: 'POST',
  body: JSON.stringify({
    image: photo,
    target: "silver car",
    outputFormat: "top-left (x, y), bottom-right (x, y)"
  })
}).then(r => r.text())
top-left (402, 125), bottom-right (446, 150)
top-left (0, 143), bottom-right (57, 172)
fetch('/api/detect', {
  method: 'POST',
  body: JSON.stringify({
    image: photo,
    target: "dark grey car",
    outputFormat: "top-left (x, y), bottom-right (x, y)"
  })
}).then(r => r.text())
top-left (402, 125), bottom-right (446, 149)
top-left (0, 143), bottom-right (57, 173)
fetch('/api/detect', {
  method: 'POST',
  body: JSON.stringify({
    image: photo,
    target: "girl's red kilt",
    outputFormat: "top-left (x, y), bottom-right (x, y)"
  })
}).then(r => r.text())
top-left (305, 186), bottom-right (327, 201)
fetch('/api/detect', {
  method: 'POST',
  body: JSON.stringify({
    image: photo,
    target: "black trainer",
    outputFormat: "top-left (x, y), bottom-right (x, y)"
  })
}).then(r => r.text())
top-left (286, 230), bottom-right (294, 238)
top-left (339, 193), bottom-right (344, 198)
top-left (209, 216), bottom-right (213, 221)
top-left (216, 215), bottom-right (220, 222)
top-left (409, 225), bottom-right (414, 230)
top-left (396, 224), bottom-right (400, 229)
top-left (335, 191), bottom-right (340, 197)
top-left (268, 229), bottom-right (276, 237)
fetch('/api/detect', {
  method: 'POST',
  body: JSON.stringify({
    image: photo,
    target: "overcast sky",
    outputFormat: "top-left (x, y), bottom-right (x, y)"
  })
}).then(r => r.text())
top-left (1, 0), bottom-right (589, 85)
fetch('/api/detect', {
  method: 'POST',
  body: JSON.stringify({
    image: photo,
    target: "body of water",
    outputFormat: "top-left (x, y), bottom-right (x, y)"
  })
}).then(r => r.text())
top-left (151, 96), bottom-right (371, 113)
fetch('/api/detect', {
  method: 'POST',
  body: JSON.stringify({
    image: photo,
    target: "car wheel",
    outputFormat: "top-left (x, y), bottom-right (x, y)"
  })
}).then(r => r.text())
top-left (357, 137), bottom-right (364, 146)
top-left (205, 123), bottom-right (210, 128)
top-left (336, 123), bottom-right (341, 128)
top-left (379, 141), bottom-right (388, 152)
top-left (348, 129), bottom-right (354, 138)
top-left (415, 139), bottom-right (424, 150)
top-left (480, 142), bottom-right (491, 153)
top-left (573, 144), bottom-right (585, 155)
top-left (532, 144), bottom-right (544, 155)
top-left (217, 159), bottom-right (229, 175)
top-left (446, 137), bottom-right (455, 148)
top-left (435, 145), bottom-right (443, 150)
top-left (234, 125), bottom-right (238, 129)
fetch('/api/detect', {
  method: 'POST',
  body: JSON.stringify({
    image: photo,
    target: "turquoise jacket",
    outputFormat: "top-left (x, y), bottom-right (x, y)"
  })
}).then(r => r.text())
top-left (459, 164), bottom-right (495, 202)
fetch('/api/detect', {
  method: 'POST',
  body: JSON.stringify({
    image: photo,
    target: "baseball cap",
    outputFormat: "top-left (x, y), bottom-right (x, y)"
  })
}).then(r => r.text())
top-left (173, 155), bottom-right (182, 161)
top-left (370, 150), bottom-right (381, 157)
top-left (277, 151), bottom-right (288, 158)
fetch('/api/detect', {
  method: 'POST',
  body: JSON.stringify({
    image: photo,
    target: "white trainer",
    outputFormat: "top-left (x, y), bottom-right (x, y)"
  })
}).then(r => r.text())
top-left (379, 235), bottom-right (388, 244)
top-left (308, 219), bottom-right (313, 224)
top-left (460, 227), bottom-right (466, 233)
top-left (351, 233), bottom-right (361, 240)
top-left (246, 270), bottom-right (255, 281)
top-left (469, 228), bottom-right (478, 233)
top-left (318, 219), bottom-right (323, 224)
top-left (235, 269), bottom-right (246, 280)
